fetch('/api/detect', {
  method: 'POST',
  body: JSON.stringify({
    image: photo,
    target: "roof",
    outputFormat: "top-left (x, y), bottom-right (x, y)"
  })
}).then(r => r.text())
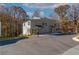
top-left (32, 17), bottom-right (41, 19)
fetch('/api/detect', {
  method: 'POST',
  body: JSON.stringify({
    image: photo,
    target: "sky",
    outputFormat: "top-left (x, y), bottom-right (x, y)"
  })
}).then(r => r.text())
top-left (0, 3), bottom-right (68, 19)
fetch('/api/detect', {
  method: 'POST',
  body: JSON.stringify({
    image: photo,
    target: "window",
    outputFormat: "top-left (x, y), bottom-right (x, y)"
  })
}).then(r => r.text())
top-left (42, 22), bottom-right (47, 26)
top-left (28, 21), bottom-right (31, 25)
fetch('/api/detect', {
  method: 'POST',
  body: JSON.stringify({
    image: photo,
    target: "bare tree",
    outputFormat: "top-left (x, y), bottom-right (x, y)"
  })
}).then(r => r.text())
top-left (10, 6), bottom-right (29, 36)
top-left (54, 5), bottom-right (70, 33)
top-left (68, 4), bottom-right (79, 33)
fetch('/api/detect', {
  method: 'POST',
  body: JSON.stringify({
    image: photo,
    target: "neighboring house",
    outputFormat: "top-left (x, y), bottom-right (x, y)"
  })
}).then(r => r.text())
top-left (22, 17), bottom-right (59, 35)
top-left (23, 11), bottom-right (59, 35)
top-left (23, 20), bottom-right (31, 35)
top-left (31, 18), bottom-right (59, 34)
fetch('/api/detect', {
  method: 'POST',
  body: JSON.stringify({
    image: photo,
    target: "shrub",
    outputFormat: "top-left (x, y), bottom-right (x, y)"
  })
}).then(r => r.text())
top-left (18, 34), bottom-right (30, 39)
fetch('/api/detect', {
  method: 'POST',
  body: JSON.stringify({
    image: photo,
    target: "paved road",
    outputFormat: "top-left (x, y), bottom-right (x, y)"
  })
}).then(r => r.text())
top-left (0, 35), bottom-right (79, 55)
top-left (63, 45), bottom-right (79, 55)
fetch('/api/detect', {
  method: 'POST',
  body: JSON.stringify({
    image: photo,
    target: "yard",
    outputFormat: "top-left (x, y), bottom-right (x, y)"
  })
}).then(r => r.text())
top-left (0, 34), bottom-right (79, 55)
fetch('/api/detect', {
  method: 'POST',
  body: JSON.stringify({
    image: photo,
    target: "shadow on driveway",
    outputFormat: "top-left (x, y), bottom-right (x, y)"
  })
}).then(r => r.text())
top-left (51, 32), bottom-right (76, 36)
top-left (0, 38), bottom-right (24, 46)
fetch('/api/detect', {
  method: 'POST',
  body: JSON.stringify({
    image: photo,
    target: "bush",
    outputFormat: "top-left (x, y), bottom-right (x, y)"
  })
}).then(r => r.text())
top-left (0, 35), bottom-right (27, 41)
top-left (0, 37), bottom-right (20, 41)
top-left (18, 34), bottom-right (30, 39)
top-left (0, 34), bottom-right (30, 41)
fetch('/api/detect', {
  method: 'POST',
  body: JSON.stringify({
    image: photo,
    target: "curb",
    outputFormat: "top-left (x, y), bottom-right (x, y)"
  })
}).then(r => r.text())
top-left (73, 37), bottom-right (79, 42)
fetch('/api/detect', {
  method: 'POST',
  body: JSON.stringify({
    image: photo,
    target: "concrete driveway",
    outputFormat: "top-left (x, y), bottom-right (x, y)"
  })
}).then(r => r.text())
top-left (0, 35), bottom-right (78, 55)
top-left (63, 45), bottom-right (79, 55)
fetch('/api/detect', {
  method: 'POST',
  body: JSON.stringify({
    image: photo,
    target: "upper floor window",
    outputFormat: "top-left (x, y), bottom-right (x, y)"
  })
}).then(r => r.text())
top-left (42, 22), bottom-right (47, 26)
top-left (28, 21), bottom-right (31, 25)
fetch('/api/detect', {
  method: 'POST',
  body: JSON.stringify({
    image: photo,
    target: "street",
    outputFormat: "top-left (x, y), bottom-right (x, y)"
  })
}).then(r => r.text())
top-left (0, 35), bottom-right (78, 55)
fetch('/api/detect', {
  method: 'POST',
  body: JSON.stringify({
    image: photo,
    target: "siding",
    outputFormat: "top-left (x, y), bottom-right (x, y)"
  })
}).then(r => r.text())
top-left (31, 19), bottom-right (59, 34)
